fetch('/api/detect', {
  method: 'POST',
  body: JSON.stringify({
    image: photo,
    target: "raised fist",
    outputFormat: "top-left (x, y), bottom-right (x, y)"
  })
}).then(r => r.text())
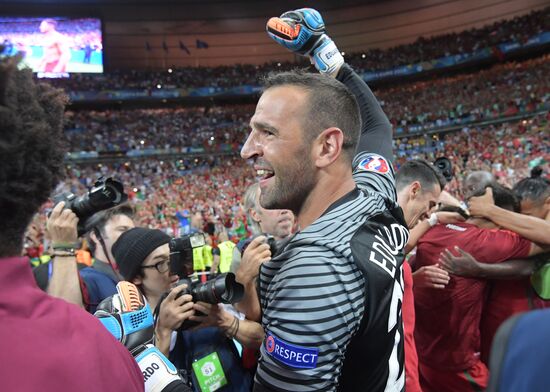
top-left (266, 8), bottom-right (344, 75)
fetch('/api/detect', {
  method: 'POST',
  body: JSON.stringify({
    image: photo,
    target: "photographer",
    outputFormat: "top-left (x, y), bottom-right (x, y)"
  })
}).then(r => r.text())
top-left (112, 227), bottom-right (252, 391)
top-left (79, 203), bottom-right (135, 312)
top-left (230, 183), bottom-right (294, 275)
top-left (42, 202), bottom-right (135, 312)
top-left (0, 53), bottom-right (143, 390)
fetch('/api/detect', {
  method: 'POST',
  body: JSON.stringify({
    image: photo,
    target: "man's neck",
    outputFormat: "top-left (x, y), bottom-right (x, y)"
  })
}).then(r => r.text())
top-left (147, 294), bottom-right (161, 312)
top-left (467, 217), bottom-right (498, 229)
top-left (298, 174), bottom-right (356, 229)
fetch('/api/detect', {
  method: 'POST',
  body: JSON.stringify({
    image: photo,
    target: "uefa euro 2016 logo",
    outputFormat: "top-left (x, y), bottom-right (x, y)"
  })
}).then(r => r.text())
top-left (359, 154), bottom-right (390, 174)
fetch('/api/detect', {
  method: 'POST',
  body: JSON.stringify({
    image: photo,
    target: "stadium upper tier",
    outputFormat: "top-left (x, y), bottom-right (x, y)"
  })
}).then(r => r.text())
top-left (44, 7), bottom-right (549, 93)
top-left (62, 55), bottom-right (549, 155)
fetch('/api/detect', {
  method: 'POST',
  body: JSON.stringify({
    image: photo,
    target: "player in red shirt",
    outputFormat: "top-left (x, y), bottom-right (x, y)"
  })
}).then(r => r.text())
top-left (440, 173), bottom-right (550, 364)
top-left (413, 184), bottom-right (549, 392)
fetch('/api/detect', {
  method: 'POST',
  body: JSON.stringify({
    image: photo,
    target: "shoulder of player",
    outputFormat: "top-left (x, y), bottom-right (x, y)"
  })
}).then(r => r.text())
top-left (353, 152), bottom-right (394, 176)
top-left (473, 226), bottom-right (532, 245)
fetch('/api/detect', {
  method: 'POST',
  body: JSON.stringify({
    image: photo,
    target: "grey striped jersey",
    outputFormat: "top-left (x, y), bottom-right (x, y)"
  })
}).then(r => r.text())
top-left (255, 151), bottom-right (409, 392)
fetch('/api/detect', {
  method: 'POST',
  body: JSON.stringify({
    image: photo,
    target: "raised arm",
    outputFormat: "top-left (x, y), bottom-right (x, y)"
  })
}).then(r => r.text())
top-left (469, 187), bottom-right (550, 245)
top-left (266, 7), bottom-right (395, 199)
top-left (336, 64), bottom-right (393, 161)
top-left (46, 201), bottom-right (84, 308)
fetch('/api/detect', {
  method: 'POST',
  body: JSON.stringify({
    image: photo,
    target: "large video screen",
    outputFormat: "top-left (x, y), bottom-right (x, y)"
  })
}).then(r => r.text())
top-left (0, 17), bottom-right (103, 77)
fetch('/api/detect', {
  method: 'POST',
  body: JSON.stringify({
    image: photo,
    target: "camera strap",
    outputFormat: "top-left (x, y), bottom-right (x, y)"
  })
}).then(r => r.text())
top-left (94, 227), bottom-right (123, 280)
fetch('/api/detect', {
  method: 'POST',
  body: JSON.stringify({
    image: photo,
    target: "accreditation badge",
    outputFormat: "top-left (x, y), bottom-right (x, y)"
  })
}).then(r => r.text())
top-left (191, 352), bottom-right (228, 392)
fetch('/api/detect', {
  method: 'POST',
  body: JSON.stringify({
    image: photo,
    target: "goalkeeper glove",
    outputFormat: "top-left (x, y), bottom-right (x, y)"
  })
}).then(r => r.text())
top-left (266, 8), bottom-right (344, 75)
top-left (95, 281), bottom-right (192, 392)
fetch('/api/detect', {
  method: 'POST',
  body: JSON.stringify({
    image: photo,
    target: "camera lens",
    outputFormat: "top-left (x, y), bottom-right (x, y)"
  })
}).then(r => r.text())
top-left (191, 273), bottom-right (244, 305)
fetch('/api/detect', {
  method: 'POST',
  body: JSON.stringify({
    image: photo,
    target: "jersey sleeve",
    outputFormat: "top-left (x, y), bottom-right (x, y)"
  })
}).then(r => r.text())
top-left (255, 252), bottom-right (366, 391)
top-left (352, 151), bottom-right (397, 202)
top-left (336, 63), bottom-right (393, 161)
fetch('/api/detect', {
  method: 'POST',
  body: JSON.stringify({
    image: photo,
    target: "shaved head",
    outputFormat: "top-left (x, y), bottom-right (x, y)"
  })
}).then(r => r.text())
top-left (464, 171), bottom-right (495, 199)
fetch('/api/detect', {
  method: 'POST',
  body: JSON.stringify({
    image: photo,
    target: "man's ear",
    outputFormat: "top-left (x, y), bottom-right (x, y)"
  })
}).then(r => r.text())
top-left (249, 207), bottom-right (261, 224)
top-left (409, 181), bottom-right (422, 199)
top-left (132, 275), bottom-right (142, 286)
top-left (314, 127), bottom-right (344, 168)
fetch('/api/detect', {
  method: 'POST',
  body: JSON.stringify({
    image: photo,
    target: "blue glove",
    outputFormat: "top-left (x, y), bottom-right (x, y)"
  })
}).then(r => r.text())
top-left (95, 281), bottom-right (192, 392)
top-left (266, 8), bottom-right (344, 75)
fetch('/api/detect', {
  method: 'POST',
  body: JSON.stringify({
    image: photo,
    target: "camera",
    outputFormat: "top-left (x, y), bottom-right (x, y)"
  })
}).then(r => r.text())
top-left (433, 157), bottom-right (453, 182)
top-left (53, 177), bottom-right (128, 236)
top-left (265, 234), bottom-right (280, 256)
top-left (241, 234), bottom-right (280, 256)
top-left (171, 273), bottom-right (244, 331)
top-left (169, 233), bottom-right (206, 277)
top-left (176, 273), bottom-right (244, 305)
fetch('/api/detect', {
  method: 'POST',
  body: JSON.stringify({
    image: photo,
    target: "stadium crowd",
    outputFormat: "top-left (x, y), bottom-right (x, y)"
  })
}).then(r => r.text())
top-left (395, 112), bottom-right (550, 196)
top-left (346, 6), bottom-right (548, 70)
top-left (63, 55), bottom-right (549, 153)
top-left (24, 112), bottom-right (549, 256)
top-left (3, 5), bottom-right (550, 392)
top-left (64, 105), bottom-right (251, 153)
top-left (46, 7), bottom-right (548, 92)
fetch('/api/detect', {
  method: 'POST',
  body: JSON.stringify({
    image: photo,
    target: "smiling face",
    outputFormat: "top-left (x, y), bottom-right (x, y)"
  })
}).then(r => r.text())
top-left (407, 184), bottom-right (441, 228)
top-left (241, 86), bottom-right (316, 214)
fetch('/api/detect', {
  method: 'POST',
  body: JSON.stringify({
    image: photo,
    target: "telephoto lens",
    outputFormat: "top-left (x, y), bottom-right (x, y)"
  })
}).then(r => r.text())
top-left (192, 273), bottom-right (244, 305)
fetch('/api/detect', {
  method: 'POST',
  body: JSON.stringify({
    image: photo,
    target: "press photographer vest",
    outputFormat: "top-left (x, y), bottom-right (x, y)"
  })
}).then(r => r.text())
top-left (192, 246), bottom-right (205, 271)
top-left (203, 245), bottom-right (213, 268)
top-left (218, 241), bottom-right (235, 273)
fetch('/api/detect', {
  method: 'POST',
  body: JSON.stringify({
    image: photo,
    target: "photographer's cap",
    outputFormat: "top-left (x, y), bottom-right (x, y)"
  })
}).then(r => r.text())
top-left (112, 227), bottom-right (170, 281)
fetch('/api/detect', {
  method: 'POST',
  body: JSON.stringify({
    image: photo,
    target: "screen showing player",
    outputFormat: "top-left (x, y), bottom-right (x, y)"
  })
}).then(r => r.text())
top-left (0, 17), bottom-right (103, 77)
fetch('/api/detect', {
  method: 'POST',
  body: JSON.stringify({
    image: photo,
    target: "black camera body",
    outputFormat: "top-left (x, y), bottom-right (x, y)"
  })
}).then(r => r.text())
top-left (169, 233), bottom-right (206, 277)
top-left (173, 273), bottom-right (244, 331)
top-left (53, 177), bottom-right (128, 236)
top-left (265, 234), bottom-right (279, 256)
top-left (240, 234), bottom-right (280, 257)
top-left (433, 157), bottom-right (453, 182)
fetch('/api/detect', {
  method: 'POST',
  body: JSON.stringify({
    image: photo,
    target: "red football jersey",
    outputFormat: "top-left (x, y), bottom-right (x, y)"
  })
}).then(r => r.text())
top-left (480, 278), bottom-right (532, 364)
top-left (403, 261), bottom-right (422, 392)
top-left (413, 223), bottom-right (531, 371)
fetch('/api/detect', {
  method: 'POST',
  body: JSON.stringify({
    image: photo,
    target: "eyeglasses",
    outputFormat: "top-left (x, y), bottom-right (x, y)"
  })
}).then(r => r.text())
top-left (141, 259), bottom-right (170, 274)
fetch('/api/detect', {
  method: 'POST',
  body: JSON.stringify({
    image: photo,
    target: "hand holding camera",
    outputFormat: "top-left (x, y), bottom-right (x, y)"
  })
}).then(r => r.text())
top-left (53, 177), bottom-right (128, 237)
top-left (156, 284), bottom-right (195, 333)
top-left (47, 201), bottom-right (79, 247)
top-left (236, 235), bottom-right (272, 285)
